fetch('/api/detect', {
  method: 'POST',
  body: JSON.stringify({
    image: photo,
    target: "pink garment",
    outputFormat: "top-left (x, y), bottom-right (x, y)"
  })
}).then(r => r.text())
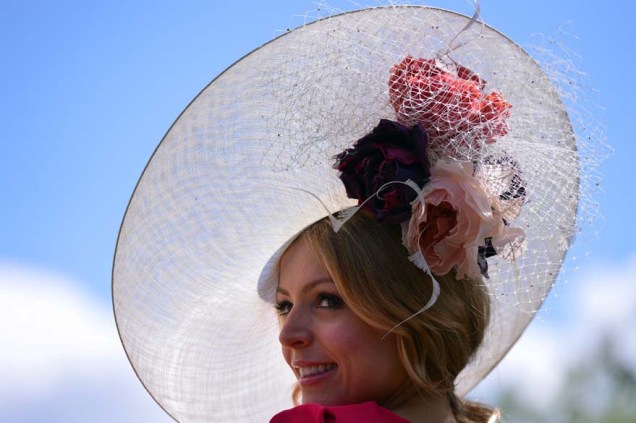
top-left (270, 401), bottom-right (412, 422)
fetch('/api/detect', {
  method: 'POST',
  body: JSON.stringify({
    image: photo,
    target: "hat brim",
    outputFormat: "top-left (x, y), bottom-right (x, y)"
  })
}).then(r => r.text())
top-left (113, 6), bottom-right (578, 422)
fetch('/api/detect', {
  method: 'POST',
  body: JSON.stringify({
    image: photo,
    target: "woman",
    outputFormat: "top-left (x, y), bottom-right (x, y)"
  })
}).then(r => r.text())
top-left (113, 4), bottom-right (595, 422)
top-left (271, 212), bottom-right (497, 422)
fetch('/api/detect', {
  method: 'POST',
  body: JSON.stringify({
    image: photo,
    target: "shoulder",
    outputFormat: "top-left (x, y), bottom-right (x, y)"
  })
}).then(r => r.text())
top-left (270, 402), bottom-right (412, 423)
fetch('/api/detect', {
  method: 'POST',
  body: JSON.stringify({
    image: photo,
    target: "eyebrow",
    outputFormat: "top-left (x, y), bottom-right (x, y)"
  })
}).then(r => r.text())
top-left (276, 277), bottom-right (335, 296)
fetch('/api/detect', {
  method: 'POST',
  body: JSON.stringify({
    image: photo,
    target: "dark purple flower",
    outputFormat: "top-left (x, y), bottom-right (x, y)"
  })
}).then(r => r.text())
top-left (334, 119), bottom-right (430, 224)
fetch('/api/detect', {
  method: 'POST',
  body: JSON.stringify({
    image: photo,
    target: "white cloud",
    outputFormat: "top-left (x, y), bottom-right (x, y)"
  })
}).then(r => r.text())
top-left (471, 253), bottom-right (636, 412)
top-left (575, 256), bottom-right (636, 374)
top-left (0, 261), bottom-right (172, 423)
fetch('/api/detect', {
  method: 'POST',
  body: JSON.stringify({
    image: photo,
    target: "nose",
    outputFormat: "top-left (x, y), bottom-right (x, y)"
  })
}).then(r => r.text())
top-left (278, 306), bottom-right (312, 348)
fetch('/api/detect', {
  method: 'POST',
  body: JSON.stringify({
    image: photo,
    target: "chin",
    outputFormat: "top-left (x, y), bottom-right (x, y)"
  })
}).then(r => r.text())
top-left (302, 392), bottom-right (344, 406)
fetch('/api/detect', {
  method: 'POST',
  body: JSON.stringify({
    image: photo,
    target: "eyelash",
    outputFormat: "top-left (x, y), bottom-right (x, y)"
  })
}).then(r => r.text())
top-left (274, 300), bottom-right (292, 316)
top-left (274, 293), bottom-right (343, 316)
top-left (317, 293), bottom-right (343, 309)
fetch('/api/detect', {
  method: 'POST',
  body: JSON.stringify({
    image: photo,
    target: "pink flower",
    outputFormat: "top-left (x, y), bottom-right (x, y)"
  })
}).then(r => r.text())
top-left (388, 56), bottom-right (511, 157)
top-left (404, 161), bottom-right (507, 280)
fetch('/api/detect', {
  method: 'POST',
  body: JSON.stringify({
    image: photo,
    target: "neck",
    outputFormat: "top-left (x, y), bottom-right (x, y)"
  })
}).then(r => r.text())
top-left (383, 385), bottom-right (456, 423)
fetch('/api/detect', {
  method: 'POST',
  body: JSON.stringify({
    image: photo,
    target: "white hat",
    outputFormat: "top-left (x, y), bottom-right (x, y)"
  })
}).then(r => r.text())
top-left (113, 5), bottom-right (595, 422)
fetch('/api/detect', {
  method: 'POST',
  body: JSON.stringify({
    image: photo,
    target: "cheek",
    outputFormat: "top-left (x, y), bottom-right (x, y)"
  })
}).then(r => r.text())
top-left (337, 325), bottom-right (401, 377)
top-left (320, 320), bottom-right (383, 357)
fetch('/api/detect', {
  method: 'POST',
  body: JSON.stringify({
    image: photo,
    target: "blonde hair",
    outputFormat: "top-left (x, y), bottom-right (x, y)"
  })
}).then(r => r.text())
top-left (293, 211), bottom-right (499, 422)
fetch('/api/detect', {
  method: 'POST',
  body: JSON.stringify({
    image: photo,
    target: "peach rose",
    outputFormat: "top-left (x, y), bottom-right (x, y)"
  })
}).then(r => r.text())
top-left (404, 161), bottom-right (507, 280)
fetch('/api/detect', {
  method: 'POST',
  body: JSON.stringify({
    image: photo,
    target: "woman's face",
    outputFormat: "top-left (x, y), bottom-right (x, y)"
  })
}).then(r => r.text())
top-left (276, 237), bottom-right (408, 405)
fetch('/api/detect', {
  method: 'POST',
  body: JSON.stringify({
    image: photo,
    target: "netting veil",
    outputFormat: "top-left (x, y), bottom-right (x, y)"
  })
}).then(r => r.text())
top-left (113, 6), bottom-right (596, 422)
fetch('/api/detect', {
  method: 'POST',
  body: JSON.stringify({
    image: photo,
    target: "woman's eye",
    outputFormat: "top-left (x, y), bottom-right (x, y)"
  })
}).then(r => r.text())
top-left (275, 300), bottom-right (292, 316)
top-left (317, 293), bottom-right (343, 309)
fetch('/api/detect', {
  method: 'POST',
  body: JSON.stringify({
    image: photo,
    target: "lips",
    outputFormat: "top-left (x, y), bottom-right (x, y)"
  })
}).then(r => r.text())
top-left (298, 363), bottom-right (337, 378)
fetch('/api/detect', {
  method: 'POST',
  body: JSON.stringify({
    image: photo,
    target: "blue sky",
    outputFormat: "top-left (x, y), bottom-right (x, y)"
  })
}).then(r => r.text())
top-left (1, 1), bottom-right (634, 421)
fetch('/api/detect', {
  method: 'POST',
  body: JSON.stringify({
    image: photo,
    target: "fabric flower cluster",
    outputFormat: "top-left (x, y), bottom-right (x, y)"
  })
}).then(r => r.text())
top-left (334, 57), bottom-right (524, 280)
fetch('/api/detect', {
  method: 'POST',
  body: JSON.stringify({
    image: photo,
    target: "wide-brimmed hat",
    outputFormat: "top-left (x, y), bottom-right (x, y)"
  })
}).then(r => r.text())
top-left (113, 5), bottom-right (594, 422)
